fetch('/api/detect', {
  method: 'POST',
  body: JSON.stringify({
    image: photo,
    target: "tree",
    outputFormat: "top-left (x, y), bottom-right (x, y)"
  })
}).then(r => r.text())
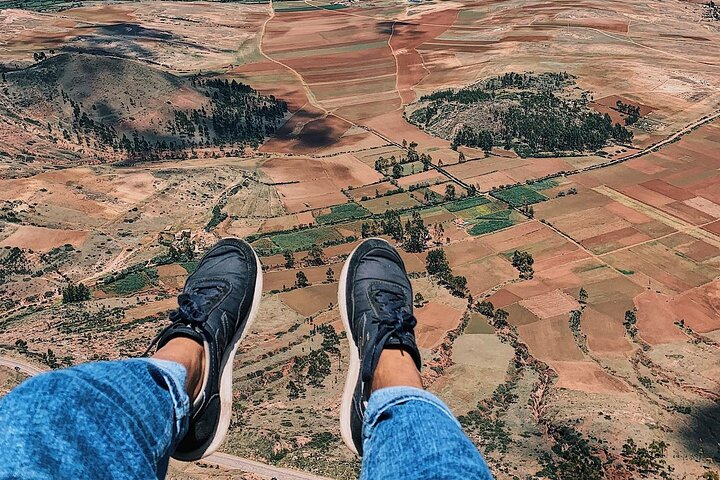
top-left (306, 244), bottom-right (324, 266)
top-left (381, 210), bottom-right (404, 241)
top-left (624, 309), bottom-right (638, 337)
top-left (286, 380), bottom-right (305, 400)
top-left (392, 163), bottom-right (403, 179)
top-left (295, 271), bottom-right (309, 288)
top-left (445, 184), bottom-right (456, 200)
top-left (511, 250), bottom-right (534, 279)
top-left (458, 151), bottom-right (466, 163)
top-left (447, 275), bottom-right (467, 297)
top-left (14, 339), bottom-right (28, 354)
top-left (283, 250), bottom-right (295, 268)
top-left (492, 309), bottom-right (509, 329)
top-left (403, 210), bottom-right (428, 253)
top-left (426, 249), bottom-right (451, 280)
top-left (579, 287), bottom-right (588, 305)
top-left (476, 300), bottom-right (494, 317)
top-left (569, 309), bottom-right (582, 331)
top-left (62, 283), bottom-right (91, 303)
top-left (325, 268), bottom-right (335, 283)
top-left (414, 292), bottom-right (425, 308)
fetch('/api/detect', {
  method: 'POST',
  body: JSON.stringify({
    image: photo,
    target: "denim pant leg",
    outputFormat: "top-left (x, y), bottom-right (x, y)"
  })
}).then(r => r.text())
top-left (361, 387), bottom-right (493, 480)
top-left (0, 358), bottom-right (190, 480)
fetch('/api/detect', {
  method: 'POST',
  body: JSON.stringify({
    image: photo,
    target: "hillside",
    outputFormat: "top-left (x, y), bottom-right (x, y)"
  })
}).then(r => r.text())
top-left (405, 72), bottom-right (635, 158)
top-left (0, 53), bottom-right (288, 163)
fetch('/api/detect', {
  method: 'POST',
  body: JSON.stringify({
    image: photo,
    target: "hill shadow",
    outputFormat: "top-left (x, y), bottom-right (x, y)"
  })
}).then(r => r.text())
top-left (678, 402), bottom-right (720, 463)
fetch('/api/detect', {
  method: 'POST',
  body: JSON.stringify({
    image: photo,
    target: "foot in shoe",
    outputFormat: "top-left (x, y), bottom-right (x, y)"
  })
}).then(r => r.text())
top-left (338, 238), bottom-right (422, 455)
top-left (146, 238), bottom-right (263, 461)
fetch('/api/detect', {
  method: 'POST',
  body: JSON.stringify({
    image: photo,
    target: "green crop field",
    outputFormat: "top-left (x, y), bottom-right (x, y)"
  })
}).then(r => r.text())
top-left (316, 203), bottom-right (371, 224)
top-left (468, 219), bottom-right (514, 236)
top-left (467, 209), bottom-right (514, 235)
top-left (528, 179), bottom-right (559, 191)
top-left (103, 269), bottom-right (157, 295)
top-left (453, 202), bottom-right (505, 220)
top-left (445, 196), bottom-right (491, 212)
top-left (492, 186), bottom-right (547, 207)
top-left (270, 226), bottom-right (343, 251)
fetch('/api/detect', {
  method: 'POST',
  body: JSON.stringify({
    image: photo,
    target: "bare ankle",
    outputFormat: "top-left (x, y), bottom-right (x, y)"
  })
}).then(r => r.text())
top-left (152, 337), bottom-right (206, 401)
top-left (371, 347), bottom-right (423, 392)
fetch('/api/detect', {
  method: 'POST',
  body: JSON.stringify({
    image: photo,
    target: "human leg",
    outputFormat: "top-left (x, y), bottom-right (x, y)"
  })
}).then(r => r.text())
top-left (338, 238), bottom-right (493, 479)
top-left (0, 358), bottom-right (189, 479)
top-left (0, 237), bottom-right (263, 477)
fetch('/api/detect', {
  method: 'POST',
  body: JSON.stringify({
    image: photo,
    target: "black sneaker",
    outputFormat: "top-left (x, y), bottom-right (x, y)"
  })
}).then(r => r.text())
top-left (146, 238), bottom-right (263, 461)
top-left (338, 238), bottom-right (422, 455)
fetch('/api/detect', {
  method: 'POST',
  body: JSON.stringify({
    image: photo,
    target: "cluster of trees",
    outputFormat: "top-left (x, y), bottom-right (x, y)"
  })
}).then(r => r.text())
top-left (53, 78), bottom-right (287, 159)
top-left (451, 125), bottom-right (493, 152)
top-left (170, 78), bottom-right (287, 146)
top-left (295, 271), bottom-right (309, 288)
top-left (412, 72), bottom-right (635, 156)
top-left (286, 324), bottom-right (340, 398)
top-left (61, 283), bottom-right (91, 303)
top-left (0, 247), bottom-right (30, 285)
top-left (373, 141), bottom-right (433, 178)
top-left (511, 250), bottom-right (534, 279)
top-left (425, 249), bottom-right (467, 297)
top-left (460, 94), bottom-right (633, 154)
top-left (615, 100), bottom-right (641, 125)
top-left (706, 1), bottom-right (720, 20)
top-left (621, 439), bottom-right (674, 478)
top-left (360, 209), bottom-right (429, 252)
top-left (624, 309), bottom-right (638, 338)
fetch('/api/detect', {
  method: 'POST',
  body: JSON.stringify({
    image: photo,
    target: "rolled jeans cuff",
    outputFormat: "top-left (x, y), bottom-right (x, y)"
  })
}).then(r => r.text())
top-left (363, 386), bottom-right (459, 440)
top-left (143, 359), bottom-right (191, 441)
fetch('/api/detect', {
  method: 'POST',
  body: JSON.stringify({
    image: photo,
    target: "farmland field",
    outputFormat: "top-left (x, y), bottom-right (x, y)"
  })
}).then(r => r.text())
top-left (1, 0), bottom-right (720, 478)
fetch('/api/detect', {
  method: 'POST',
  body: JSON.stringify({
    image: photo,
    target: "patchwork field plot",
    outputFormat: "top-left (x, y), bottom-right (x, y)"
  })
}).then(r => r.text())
top-left (2, 0), bottom-right (720, 478)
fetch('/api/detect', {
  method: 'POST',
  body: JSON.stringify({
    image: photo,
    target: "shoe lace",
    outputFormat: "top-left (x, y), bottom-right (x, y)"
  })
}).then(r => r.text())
top-left (371, 289), bottom-right (417, 353)
top-left (142, 285), bottom-right (223, 356)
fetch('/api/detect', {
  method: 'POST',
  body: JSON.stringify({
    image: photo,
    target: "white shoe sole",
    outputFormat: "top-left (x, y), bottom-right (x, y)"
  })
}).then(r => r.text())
top-left (174, 238), bottom-right (264, 461)
top-left (338, 238), bottom-right (392, 455)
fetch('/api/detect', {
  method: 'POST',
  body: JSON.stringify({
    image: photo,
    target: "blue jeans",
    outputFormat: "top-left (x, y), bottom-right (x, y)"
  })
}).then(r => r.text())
top-left (0, 359), bottom-right (492, 479)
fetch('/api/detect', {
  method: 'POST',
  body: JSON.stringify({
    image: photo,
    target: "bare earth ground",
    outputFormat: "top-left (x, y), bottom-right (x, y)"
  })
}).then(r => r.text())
top-left (1, 0), bottom-right (720, 478)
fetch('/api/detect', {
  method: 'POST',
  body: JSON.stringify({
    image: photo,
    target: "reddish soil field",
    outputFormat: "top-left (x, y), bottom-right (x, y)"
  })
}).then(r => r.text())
top-left (454, 255), bottom-right (519, 297)
top-left (0, 225), bottom-right (88, 251)
top-left (414, 302), bottom-right (464, 349)
top-left (581, 307), bottom-right (633, 356)
top-left (634, 291), bottom-right (688, 344)
top-left (279, 283), bottom-right (338, 316)
top-left (640, 179), bottom-right (694, 201)
top-left (261, 114), bottom-right (356, 155)
top-left (390, 9), bottom-right (459, 105)
top-left (684, 197), bottom-right (720, 219)
top-left (519, 290), bottom-right (580, 319)
top-left (551, 361), bottom-right (632, 394)
top-left (485, 288), bottom-right (522, 307)
top-left (262, 155), bottom-right (382, 212)
top-left (667, 280), bottom-right (720, 333)
top-left (594, 95), bottom-right (655, 116)
top-left (517, 315), bottom-right (585, 362)
top-left (264, 262), bottom-right (343, 292)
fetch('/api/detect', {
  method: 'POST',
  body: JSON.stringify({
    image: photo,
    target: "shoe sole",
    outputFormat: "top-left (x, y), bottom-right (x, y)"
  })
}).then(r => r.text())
top-left (338, 237), bottom-right (392, 455)
top-left (174, 237), bottom-right (264, 461)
